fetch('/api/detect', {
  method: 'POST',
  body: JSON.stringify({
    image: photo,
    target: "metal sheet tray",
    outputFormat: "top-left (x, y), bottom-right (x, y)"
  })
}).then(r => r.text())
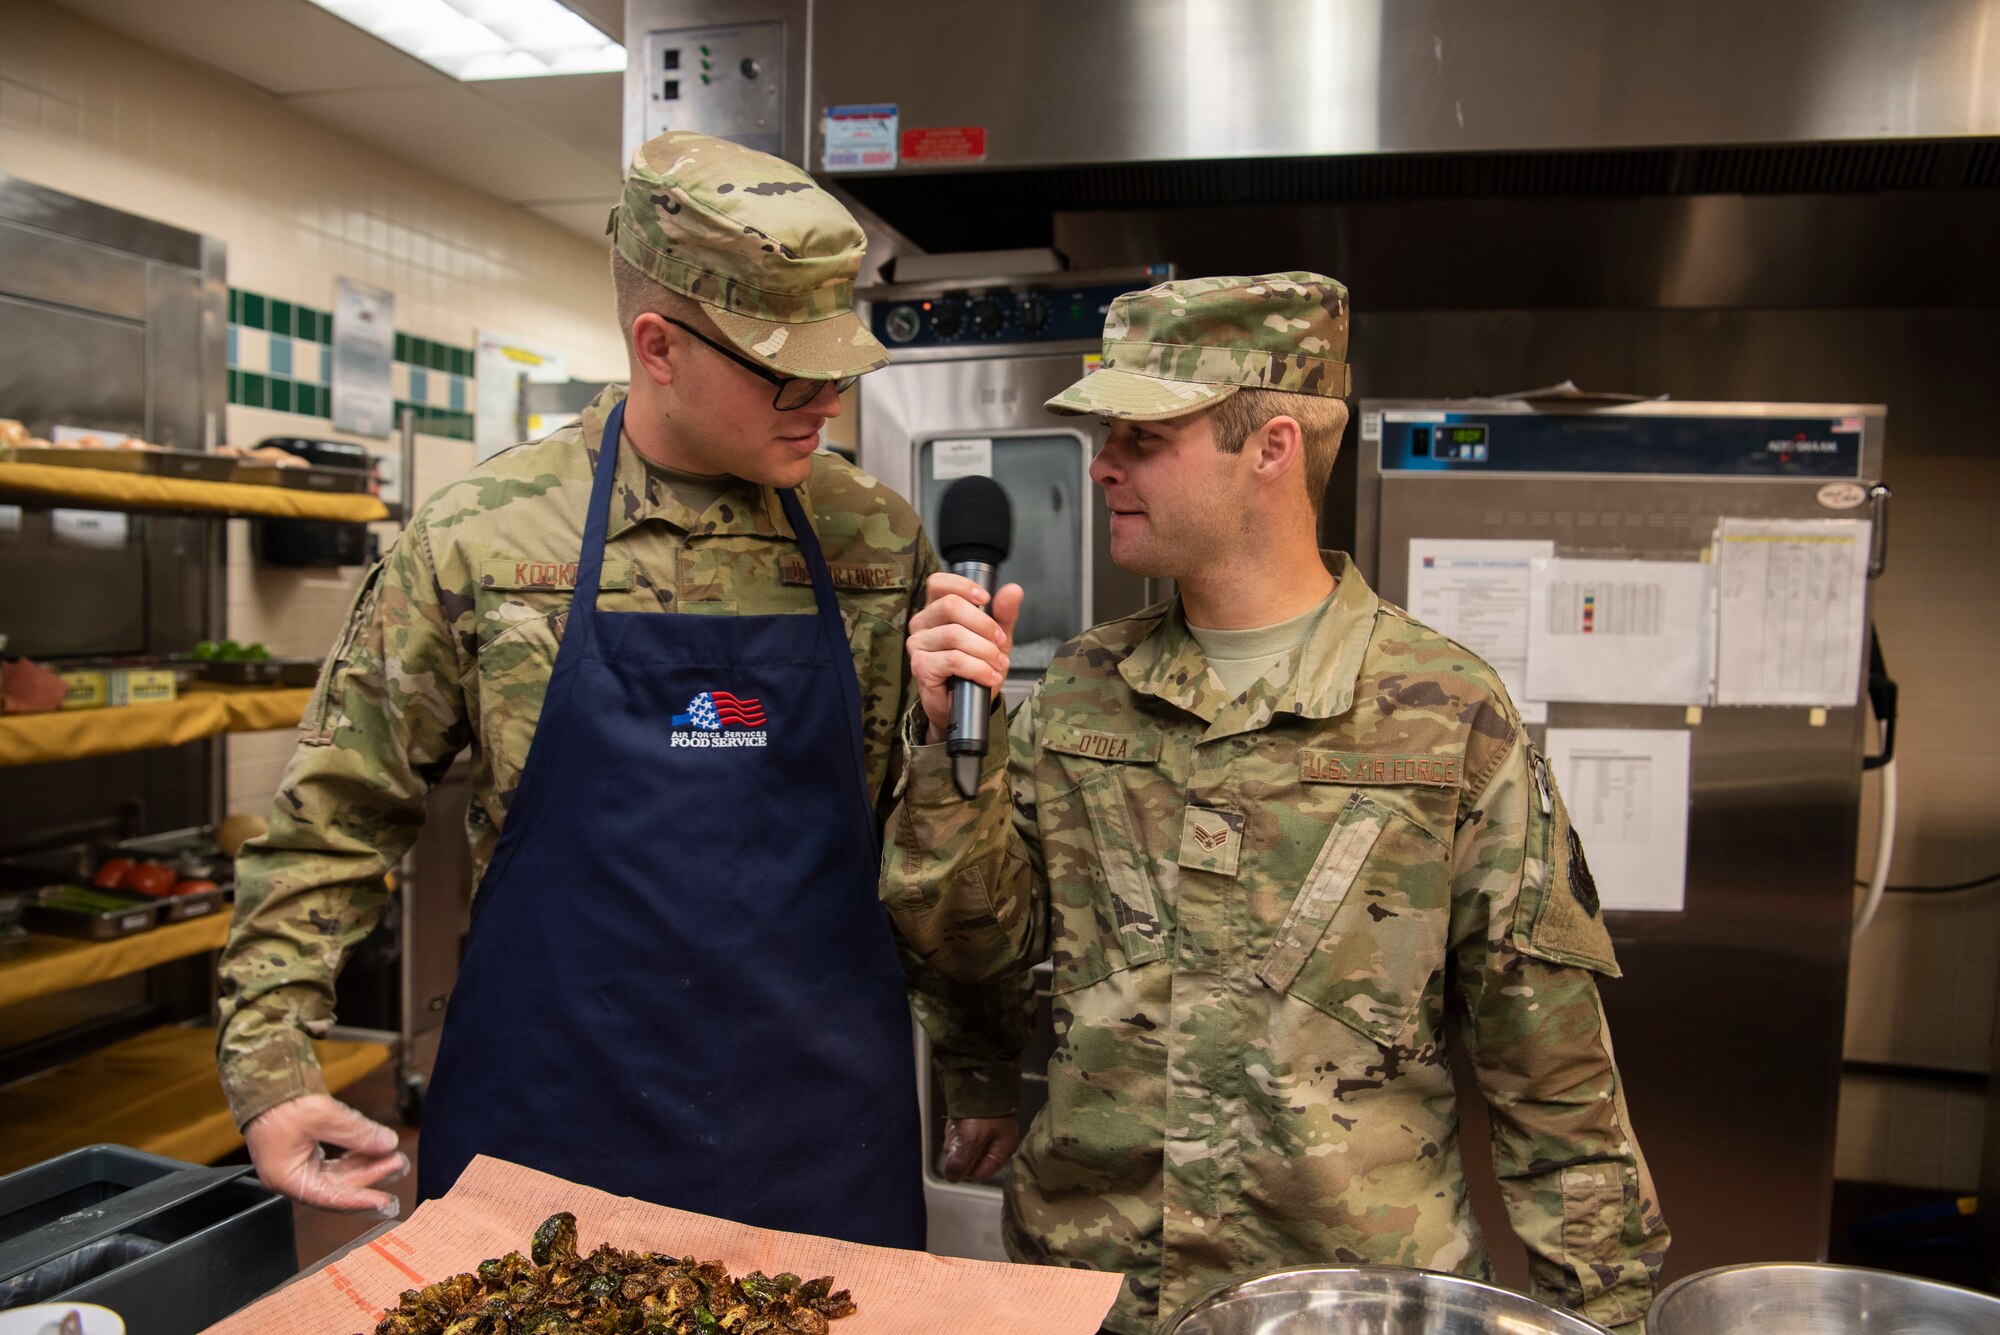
top-left (157, 884), bottom-right (230, 922)
top-left (25, 887), bottom-right (162, 939)
top-left (175, 657), bottom-right (319, 687)
top-left (4, 445), bottom-right (235, 481)
top-left (227, 461), bottom-right (371, 492)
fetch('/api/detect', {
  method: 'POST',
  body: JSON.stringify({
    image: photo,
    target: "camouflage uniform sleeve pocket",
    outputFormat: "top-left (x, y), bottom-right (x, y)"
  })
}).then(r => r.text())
top-left (1044, 769), bottom-right (1169, 995)
top-left (1513, 747), bottom-right (1622, 978)
top-left (1260, 792), bottom-right (1452, 1049)
top-left (302, 559), bottom-right (386, 746)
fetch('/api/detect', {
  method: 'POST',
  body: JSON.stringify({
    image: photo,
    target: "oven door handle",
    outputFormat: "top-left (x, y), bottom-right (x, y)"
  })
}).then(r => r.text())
top-left (1867, 483), bottom-right (1891, 579)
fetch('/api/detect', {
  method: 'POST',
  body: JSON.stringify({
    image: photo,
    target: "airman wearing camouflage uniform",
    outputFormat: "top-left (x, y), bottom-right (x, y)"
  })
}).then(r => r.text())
top-left (886, 275), bottom-right (1669, 1331)
top-left (217, 132), bottom-right (1028, 1229)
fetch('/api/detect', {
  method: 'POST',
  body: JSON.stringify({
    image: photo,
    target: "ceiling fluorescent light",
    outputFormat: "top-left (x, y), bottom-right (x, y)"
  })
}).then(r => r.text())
top-left (305, 0), bottom-right (626, 80)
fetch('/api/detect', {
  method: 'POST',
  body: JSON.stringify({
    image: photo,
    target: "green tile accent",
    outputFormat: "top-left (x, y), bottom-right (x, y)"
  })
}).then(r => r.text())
top-left (228, 289), bottom-right (242, 324)
top-left (271, 377), bottom-right (293, 413)
top-left (394, 332), bottom-right (409, 363)
top-left (429, 341), bottom-right (449, 372)
top-left (295, 383), bottom-right (313, 417)
top-left (227, 369), bottom-right (241, 403)
top-left (244, 372), bottom-right (266, 408)
top-left (271, 300), bottom-right (292, 337)
top-left (307, 308), bottom-right (329, 343)
top-left (242, 292), bottom-right (265, 331)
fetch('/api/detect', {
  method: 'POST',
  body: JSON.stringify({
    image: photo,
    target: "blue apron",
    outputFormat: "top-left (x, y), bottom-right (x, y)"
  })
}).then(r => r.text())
top-left (417, 400), bottom-right (925, 1247)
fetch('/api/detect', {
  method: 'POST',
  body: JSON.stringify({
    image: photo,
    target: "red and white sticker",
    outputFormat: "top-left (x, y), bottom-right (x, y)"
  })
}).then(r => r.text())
top-left (901, 126), bottom-right (987, 167)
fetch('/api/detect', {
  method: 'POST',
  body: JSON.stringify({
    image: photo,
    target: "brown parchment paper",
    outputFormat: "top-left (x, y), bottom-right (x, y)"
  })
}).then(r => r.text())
top-left (205, 1156), bottom-right (1123, 1335)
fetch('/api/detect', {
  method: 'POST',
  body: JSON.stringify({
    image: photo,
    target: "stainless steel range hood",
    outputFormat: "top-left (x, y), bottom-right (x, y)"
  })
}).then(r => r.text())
top-left (627, 0), bottom-right (2000, 174)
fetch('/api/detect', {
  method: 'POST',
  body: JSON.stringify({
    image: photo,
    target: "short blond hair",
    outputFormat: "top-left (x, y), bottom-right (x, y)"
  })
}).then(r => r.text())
top-left (1208, 389), bottom-right (1350, 513)
top-left (610, 248), bottom-right (707, 341)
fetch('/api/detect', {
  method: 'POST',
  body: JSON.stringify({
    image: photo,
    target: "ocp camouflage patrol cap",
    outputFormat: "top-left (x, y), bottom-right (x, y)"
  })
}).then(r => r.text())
top-left (610, 130), bottom-right (889, 380)
top-left (1046, 272), bottom-right (1350, 420)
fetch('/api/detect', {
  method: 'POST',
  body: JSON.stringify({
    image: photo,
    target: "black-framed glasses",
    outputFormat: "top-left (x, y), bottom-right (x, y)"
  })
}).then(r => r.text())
top-left (662, 317), bottom-right (859, 412)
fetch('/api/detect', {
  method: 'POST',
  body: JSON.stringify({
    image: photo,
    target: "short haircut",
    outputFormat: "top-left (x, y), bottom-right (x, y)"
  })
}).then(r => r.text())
top-left (1208, 389), bottom-right (1351, 514)
top-left (610, 248), bottom-right (707, 342)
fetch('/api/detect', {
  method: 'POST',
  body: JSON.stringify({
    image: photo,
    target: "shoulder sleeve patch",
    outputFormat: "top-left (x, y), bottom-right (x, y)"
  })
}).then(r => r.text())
top-left (1513, 745), bottom-right (1622, 977)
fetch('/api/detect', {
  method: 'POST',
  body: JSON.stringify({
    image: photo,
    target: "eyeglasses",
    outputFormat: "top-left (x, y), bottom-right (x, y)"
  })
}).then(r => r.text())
top-left (662, 317), bottom-right (859, 412)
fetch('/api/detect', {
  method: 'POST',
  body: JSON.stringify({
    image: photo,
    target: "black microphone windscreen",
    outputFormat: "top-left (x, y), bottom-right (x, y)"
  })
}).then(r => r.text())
top-left (938, 475), bottom-right (1013, 566)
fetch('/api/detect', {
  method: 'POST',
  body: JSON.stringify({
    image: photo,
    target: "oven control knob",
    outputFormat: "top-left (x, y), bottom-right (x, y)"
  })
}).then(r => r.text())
top-left (1018, 296), bottom-right (1049, 334)
top-left (971, 300), bottom-right (1004, 336)
top-left (883, 305), bottom-right (921, 344)
top-left (929, 303), bottom-right (963, 338)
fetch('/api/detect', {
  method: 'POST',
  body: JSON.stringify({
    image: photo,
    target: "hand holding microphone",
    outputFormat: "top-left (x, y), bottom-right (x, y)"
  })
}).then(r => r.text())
top-left (909, 476), bottom-right (1023, 797)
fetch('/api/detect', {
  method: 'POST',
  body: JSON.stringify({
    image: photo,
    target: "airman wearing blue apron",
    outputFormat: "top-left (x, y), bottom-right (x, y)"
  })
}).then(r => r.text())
top-left (222, 133), bottom-right (1032, 1246)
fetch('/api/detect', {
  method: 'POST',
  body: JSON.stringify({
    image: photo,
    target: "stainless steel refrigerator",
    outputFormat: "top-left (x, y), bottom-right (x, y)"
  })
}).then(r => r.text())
top-left (1354, 397), bottom-right (1889, 1285)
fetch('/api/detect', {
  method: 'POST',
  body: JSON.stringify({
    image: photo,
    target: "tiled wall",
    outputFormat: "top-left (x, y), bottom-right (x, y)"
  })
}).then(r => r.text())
top-left (226, 288), bottom-right (478, 440)
top-left (0, 0), bottom-right (623, 815)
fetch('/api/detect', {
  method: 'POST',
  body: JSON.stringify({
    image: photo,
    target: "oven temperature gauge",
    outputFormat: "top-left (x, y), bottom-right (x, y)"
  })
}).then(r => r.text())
top-left (883, 305), bottom-right (922, 344)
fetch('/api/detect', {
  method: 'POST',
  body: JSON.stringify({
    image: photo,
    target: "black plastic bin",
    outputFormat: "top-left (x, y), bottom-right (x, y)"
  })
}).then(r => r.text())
top-left (0, 1145), bottom-right (295, 1333)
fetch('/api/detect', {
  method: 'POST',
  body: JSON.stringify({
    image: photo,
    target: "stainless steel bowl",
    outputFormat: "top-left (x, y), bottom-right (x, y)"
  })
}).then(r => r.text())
top-left (1650, 1262), bottom-right (2000, 1335)
top-left (1164, 1266), bottom-right (1609, 1335)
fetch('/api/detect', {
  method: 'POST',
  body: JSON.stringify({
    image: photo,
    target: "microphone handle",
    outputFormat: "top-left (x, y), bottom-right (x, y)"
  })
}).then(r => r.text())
top-left (945, 559), bottom-right (999, 798)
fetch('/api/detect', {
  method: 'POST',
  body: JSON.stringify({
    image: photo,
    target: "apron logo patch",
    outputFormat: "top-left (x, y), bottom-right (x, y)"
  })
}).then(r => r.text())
top-left (669, 690), bottom-right (769, 748)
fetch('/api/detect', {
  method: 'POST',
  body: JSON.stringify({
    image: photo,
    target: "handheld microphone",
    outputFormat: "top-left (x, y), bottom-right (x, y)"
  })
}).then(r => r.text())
top-left (935, 475), bottom-right (1013, 799)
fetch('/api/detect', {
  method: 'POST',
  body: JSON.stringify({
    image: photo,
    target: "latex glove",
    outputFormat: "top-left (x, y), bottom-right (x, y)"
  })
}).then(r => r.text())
top-left (244, 1093), bottom-right (408, 1217)
top-left (941, 1115), bottom-right (1021, 1183)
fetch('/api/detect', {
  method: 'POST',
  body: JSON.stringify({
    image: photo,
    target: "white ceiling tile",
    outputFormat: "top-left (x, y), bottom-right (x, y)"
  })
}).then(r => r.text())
top-left (467, 70), bottom-right (622, 169)
top-left (285, 84), bottom-right (618, 204)
top-left (55, 0), bottom-right (437, 95)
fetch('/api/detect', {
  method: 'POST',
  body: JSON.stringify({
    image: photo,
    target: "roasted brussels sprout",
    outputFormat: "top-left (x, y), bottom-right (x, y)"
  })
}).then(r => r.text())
top-left (371, 1214), bottom-right (856, 1335)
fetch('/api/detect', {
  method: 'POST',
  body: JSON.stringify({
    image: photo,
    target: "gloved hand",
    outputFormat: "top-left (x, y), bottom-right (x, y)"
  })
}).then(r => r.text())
top-left (941, 1115), bottom-right (1021, 1183)
top-left (243, 1093), bottom-right (409, 1217)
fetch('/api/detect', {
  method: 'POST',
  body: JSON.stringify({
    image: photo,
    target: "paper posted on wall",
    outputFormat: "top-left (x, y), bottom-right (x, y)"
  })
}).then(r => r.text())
top-left (1524, 558), bottom-right (1713, 705)
top-left (1714, 517), bottom-right (1872, 706)
top-left (1545, 727), bottom-right (1692, 912)
top-left (1405, 539), bottom-right (1553, 723)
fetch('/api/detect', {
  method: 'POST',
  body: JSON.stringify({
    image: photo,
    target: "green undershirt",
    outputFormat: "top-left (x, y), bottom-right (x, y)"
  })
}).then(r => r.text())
top-left (1186, 590), bottom-right (1335, 699)
top-left (636, 448), bottom-right (736, 519)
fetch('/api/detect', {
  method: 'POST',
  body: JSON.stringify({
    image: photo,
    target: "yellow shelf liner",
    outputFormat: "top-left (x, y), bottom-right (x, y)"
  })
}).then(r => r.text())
top-left (0, 1024), bottom-right (391, 1174)
top-left (0, 685), bottom-right (312, 768)
top-left (0, 460), bottom-right (390, 522)
top-left (0, 913), bottom-right (233, 1012)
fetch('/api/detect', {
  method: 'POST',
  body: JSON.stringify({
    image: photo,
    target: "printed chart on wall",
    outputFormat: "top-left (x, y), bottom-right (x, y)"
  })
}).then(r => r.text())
top-left (1405, 539), bottom-right (1552, 722)
top-left (475, 332), bottom-right (567, 462)
top-left (1714, 517), bottom-right (1872, 706)
top-left (1525, 557), bottom-right (1713, 705)
top-left (1545, 728), bottom-right (1691, 912)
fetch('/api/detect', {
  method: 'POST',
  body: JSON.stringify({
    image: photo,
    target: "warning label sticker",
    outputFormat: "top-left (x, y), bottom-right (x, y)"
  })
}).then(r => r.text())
top-left (900, 125), bottom-right (987, 166)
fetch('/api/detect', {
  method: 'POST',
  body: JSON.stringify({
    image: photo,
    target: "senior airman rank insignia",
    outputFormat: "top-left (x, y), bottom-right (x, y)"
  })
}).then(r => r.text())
top-left (1178, 804), bottom-right (1243, 877)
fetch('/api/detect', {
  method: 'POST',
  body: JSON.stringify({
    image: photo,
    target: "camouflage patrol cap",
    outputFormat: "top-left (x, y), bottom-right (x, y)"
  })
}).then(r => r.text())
top-left (1047, 272), bottom-right (1350, 420)
top-left (610, 130), bottom-right (889, 380)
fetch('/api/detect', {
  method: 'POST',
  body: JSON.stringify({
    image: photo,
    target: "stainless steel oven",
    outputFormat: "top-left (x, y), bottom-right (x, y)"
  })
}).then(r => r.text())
top-left (857, 267), bottom-right (1162, 1258)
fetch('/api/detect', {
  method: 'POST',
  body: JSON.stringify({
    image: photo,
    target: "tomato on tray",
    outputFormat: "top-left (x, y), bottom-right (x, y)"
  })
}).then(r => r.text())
top-left (171, 878), bottom-right (218, 897)
top-left (124, 863), bottom-right (179, 897)
top-left (93, 858), bottom-right (135, 889)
